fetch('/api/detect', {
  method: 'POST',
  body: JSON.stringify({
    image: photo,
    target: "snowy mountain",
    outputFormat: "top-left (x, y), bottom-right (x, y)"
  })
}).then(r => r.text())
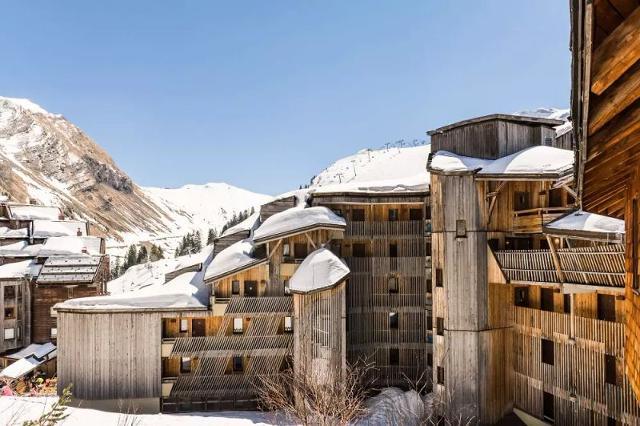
top-left (0, 96), bottom-right (271, 255)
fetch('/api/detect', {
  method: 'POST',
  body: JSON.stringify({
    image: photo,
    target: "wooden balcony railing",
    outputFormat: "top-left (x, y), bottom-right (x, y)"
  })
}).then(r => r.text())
top-left (494, 244), bottom-right (625, 287)
top-left (171, 334), bottom-right (293, 357)
top-left (346, 220), bottom-right (429, 238)
top-left (512, 207), bottom-right (572, 233)
top-left (345, 257), bottom-right (428, 276)
top-left (223, 297), bottom-right (293, 316)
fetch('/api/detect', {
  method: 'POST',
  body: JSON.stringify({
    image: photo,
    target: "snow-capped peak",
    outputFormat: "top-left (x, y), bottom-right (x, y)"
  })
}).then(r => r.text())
top-left (0, 96), bottom-right (58, 117)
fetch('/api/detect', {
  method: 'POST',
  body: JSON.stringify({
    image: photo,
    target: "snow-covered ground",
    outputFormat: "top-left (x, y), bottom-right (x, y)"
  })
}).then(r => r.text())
top-left (0, 396), bottom-right (283, 426)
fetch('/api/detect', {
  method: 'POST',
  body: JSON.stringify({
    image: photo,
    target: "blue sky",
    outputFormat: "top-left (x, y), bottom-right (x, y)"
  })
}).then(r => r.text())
top-left (1, 1), bottom-right (570, 195)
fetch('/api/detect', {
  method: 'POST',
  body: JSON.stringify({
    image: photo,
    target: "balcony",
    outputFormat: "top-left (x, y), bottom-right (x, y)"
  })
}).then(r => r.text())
top-left (223, 296), bottom-right (293, 316)
top-left (346, 221), bottom-right (429, 238)
top-left (494, 244), bottom-right (625, 287)
top-left (171, 334), bottom-right (293, 357)
top-left (345, 257), bottom-right (428, 276)
top-left (512, 207), bottom-right (572, 233)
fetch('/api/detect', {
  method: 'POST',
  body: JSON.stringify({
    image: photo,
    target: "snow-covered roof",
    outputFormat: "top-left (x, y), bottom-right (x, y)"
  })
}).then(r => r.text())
top-left (543, 210), bottom-right (625, 242)
top-left (289, 248), bottom-right (349, 294)
top-left (32, 220), bottom-right (88, 238)
top-left (0, 343), bottom-right (56, 379)
top-left (221, 212), bottom-right (261, 238)
top-left (0, 227), bottom-right (28, 239)
top-left (310, 145), bottom-right (430, 195)
top-left (204, 239), bottom-right (266, 282)
top-left (429, 146), bottom-right (574, 179)
top-left (0, 242), bottom-right (42, 258)
top-left (56, 269), bottom-right (210, 312)
top-left (253, 206), bottom-right (346, 243)
top-left (0, 259), bottom-right (41, 280)
top-left (6, 205), bottom-right (62, 221)
top-left (38, 236), bottom-right (102, 256)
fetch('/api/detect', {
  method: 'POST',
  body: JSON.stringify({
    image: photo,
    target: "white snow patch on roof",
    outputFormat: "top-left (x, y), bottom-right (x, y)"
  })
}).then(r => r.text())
top-left (7, 205), bottom-right (61, 220)
top-left (514, 107), bottom-right (570, 121)
top-left (39, 236), bottom-right (102, 256)
top-left (477, 146), bottom-right (574, 176)
top-left (310, 145), bottom-right (430, 194)
top-left (32, 220), bottom-right (88, 238)
top-left (0, 259), bottom-right (41, 279)
top-left (204, 239), bottom-right (263, 281)
top-left (0, 227), bottom-right (28, 238)
top-left (429, 151), bottom-right (491, 173)
top-left (253, 206), bottom-right (345, 242)
top-left (545, 210), bottom-right (625, 236)
top-left (0, 343), bottom-right (56, 379)
top-left (5, 343), bottom-right (56, 361)
top-left (0, 242), bottom-right (43, 257)
top-left (289, 248), bottom-right (349, 293)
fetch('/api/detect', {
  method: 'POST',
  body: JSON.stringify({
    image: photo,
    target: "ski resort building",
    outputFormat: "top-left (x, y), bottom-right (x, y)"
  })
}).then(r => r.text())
top-left (54, 145), bottom-right (433, 413)
top-left (571, 0), bottom-right (640, 408)
top-left (0, 202), bottom-right (108, 378)
top-left (428, 112), bottom-right (640, 425)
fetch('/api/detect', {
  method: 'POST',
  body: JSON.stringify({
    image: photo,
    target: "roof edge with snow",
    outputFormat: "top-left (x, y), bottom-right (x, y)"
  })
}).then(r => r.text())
top-left (543, 210), bottom-right (625, 243)
top-left (427, 114), bottom-right (565, 136)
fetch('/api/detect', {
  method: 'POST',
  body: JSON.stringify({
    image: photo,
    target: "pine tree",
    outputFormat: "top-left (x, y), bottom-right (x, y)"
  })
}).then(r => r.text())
top-left (193, 230), bottom-right (202, 253)
top-left (150, 244), bottom-right (164, 261)
top-left (207, 228), bottom-right (218, 245)
top-left (123, 245), bottom-right (137, 271)
top-left (136, 246), bottom-right (148, 264)
top-left (111, 257), bottom-right (121, 280)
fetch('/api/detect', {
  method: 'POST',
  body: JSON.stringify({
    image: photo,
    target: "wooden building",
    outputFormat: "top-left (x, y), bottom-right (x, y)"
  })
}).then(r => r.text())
top-left (571, 0), bottom-right (640, 404)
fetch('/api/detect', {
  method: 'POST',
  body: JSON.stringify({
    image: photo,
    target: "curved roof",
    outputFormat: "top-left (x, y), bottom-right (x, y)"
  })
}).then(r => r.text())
top-left (289, 248), bottom-right (350, 294)
top-left (204, 238), bottom-right (266, 282)
top-left (253, 206), bottom-right (346, 243)
top-left (543, 210), bottom-right (625, 242)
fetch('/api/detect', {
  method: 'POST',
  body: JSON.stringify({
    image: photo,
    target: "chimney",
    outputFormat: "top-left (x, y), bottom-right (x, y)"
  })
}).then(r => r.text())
top-left (81, 246), bottom-right (88, 254)
top-left (77, 227), bottom-right (82, 236)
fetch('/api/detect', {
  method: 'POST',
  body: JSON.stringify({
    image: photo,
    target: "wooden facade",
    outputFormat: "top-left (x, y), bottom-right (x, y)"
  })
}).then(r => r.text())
top-left (571, 0), bottom-right (640, 404)
top-left (311, 193), bottom-right (431, 388)
top-left (0, 278), bottom-right (30, 354)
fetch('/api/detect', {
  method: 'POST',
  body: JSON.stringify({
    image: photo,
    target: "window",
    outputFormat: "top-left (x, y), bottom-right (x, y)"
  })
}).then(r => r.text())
top-left (437, 366), bottom-right (444, 385)
top-left (541, 288), bottom-right (555, 312)
top-left (427, 315), bottom-right (433, 331)
top-left (514, 191), bottom-right (530, 211)
top-left (4, 286), bottom-right (15, 299)
top-left (608, 417), bottom-right (618, 426)
top-left (605, 354), bottom-right (617, 385)
top-left (563, 294), bottom-right (571, 314)
top-left (4, 328), bottom-right (15, 340)
top-left (352, 243), bottom-right (366, 258)
top-left (388, 209), bottom-right (399, 222)
top-left (294, 243), bottom-right (308, 259)
top-left (389, 243), bottom-right (398, 257)
top-left (333, 209), bottom-right (343, 217)
top-left (180, 318), bottom-right (189, 333)
top-left (409, 208), bottom-right (423, 220)
top-left (389, 312), bottom-right (398, 329)
top-left (284, 279), bottom-right (291, 295)
top-left (192, 319), bottom-right (205, 337)
top-left (233, 356), bottom-right (244, 372)
top-left (352, 209), bottom-right (365, 221)
top-left (388, 276), bottom-right (398, 293)
top-left (455, 220), bottom-right (466, 238)
top-left (233, 318), bottom-right (244, 334)
top-left (488, 239), bottom-right (500, 251)
top-left (427, 353), bottom-right (433, 367)
top-left (284, 316), bottom-right (293, 332)
top-left (283, 243), bottom-right (290, 257)
top-left (542, 339), bottom-right (554, 365)
top-left (505, 237), bottom-right (532, 250)
top-left (389, 348), bottom-right (399, 366)
top-left (515, 287), bottom-right (529, 307)
top-left (50, 327), bottom-right (57, 338)
top-left (180, 357), bottom-right (191, 373)
top-left (4, 307), bottom-right (15, 320)
top-left (425, 207), bottom-right (431, 220)
top-left (597, 294), bottom-right (616, 322)
top-left (232, 280), bottom-right (240, 295)
top-left (244, 280), bottom-right (258, 297)
top-left (436, 317), bottom-right (444, 336)
top-left (548, 189), bottom-right (564, 208)
top-left (435, 268), bottom-right (443, 288)
top-left (426, 274), bottom-right (432, 293)
top-left (543, 392), bottom-right (554, 422)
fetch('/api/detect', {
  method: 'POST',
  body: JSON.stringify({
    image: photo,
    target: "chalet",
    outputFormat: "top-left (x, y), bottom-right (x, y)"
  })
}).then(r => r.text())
top-left (571, 0), bottom-right (640, 406)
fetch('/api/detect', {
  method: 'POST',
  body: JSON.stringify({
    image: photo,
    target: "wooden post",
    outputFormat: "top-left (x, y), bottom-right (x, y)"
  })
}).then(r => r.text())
top-left (546, 235), bottom-right (566, 284)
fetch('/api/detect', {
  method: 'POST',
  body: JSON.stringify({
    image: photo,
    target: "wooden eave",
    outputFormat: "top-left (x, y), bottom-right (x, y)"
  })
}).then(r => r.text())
top-left (252, 223), bottom-right (345, 245)
top-left (310, 192), bottom-right (428, 205)
top-left (427, 114), bottom-right (564, 136)
top-left (203, 258), bottom-right (268, 284)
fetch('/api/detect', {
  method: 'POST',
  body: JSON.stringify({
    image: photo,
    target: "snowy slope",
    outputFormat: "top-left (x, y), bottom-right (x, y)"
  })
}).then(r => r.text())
top-left (0, 96), bottom-right (271, 256)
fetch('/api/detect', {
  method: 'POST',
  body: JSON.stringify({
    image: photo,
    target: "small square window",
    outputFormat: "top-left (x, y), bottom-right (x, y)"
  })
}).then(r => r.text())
top-left (427, 315), bottom-right (433, 331)
top-left (284, 316), bottom-right (293, 332)
top-left (388, 276), bottom-right (398, 293)
top-left (389, 312), bottom-right (398, 329)
top-left (563, 294), bottom-right (571, 314)
top-left (233, 356), bottom-right (244, 372)
top-left (598, 294), bottom-right (616, 322)
top-left (389, 243), bottom-right (398, 258)
top-left (541, 288), bottom-right (554, 312)
top-left (284, 279), bottom-right (291, 295)
top-left (180, 357), bottom-right (191, 373)
top-left (427, 353), bottom-right (433, 367)
top-left (180, 319), bottom-right (189, 333)
top-left (294, 243), bottom-right (308, 259)
top-left (352, 243), bottom-right (366, 258)
top-left (388, 209), bottom-right (399, 222)
top-left (605, 354), bottom-right (617, 385)
top-left (437, 366), bottom-right (444, 385)
top-left (389, 348), bottom-right (399, 365)
top-left (4, 328), bottom-right (15, 340)
top-left (4, 307), bottom-right (15, 320)
top-left (455, 220), bottom-right (466, 238)
top-left (542, 339), bottom-right (554, 365)
top-left (435, 268), bottom-right (443, 288)
top-left (50, 327), bottom-right (58, 338)
top-left (232, 280), bottom-right (240, 295)
top-left (409, 208), bottom-right (423, 221)
top-left (233, 318), bottom-right (244, 334)
top-left (4, 286), bottom-right (16, 299)
top-left (436, 317), bottom-right (444, 336)
top-left (333, 209), bottom-right (343, 217)
top-left (352, 209), bottom-right (365, 221)
top-left (515, 287), bottom-right (529, 307)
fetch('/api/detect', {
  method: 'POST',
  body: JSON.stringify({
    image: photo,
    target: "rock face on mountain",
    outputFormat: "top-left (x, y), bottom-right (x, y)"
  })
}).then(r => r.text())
top-left (0, 97), bottom-right (271, 249)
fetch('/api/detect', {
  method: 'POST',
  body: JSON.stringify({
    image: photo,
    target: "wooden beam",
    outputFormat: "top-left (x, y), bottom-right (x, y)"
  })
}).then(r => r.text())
top-left (594, 0), bottom-right (625, 34)
top-left (591, 6), bottom-right (640, 95)
top-left (267, 239), bottom-right (283, 260)
top-left (546, 235), bottom-right (566, 284)
top-left (304, 232), bottom-right (317, 250)
top-left (587, 99), bottom-right (640, 161)
top-left (589, 60), bottom-right (640, 134)
top-left (609, 0), bottom-right (640, 18)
